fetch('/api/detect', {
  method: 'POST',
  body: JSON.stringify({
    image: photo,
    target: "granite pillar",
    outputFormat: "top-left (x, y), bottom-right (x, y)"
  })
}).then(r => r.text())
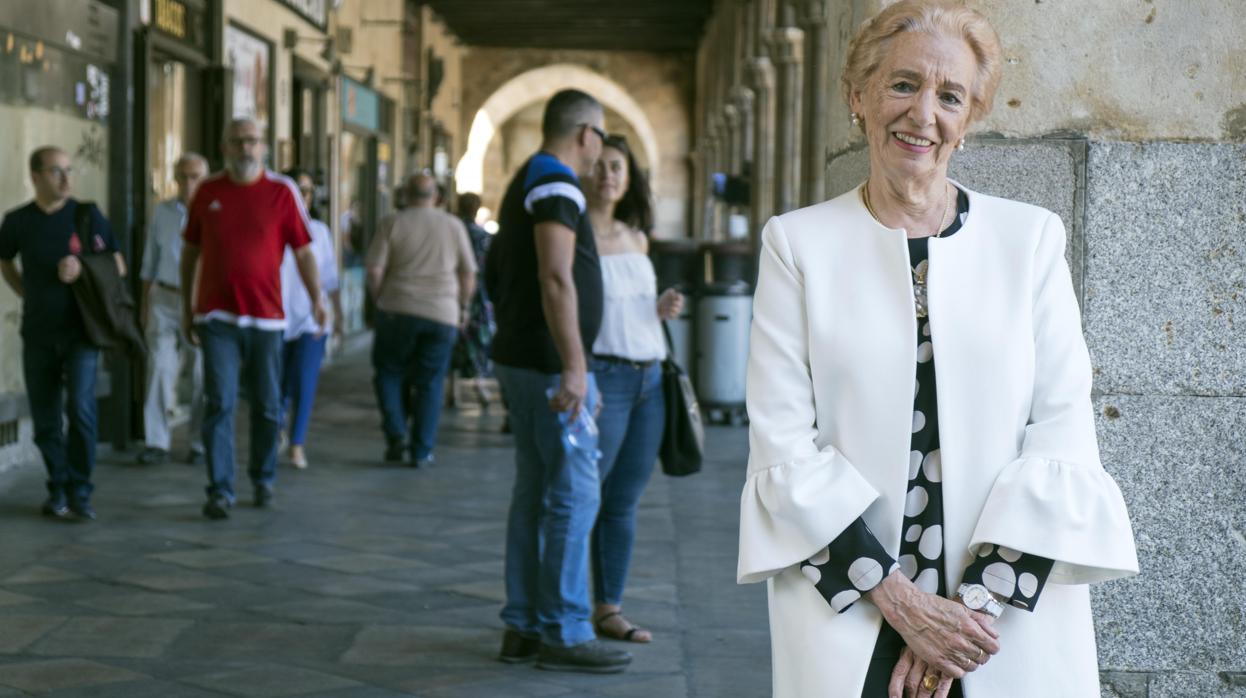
top-left (730, 85), bottom-right (756, 174)
top-left (747, 57), bottom-right (777, 241)
top-left (724, 103), bottom-right (743, 175)
top-left (799, 0), bottom-right (830, 206)
top-left (769, 26), bottom-right (804, 216)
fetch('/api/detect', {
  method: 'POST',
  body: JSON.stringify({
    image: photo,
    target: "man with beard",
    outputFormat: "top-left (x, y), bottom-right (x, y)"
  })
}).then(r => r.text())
top-left (180, 118), bottom-right (325, 520)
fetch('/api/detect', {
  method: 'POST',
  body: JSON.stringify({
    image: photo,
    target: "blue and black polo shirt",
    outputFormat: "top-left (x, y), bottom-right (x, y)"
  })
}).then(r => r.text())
top-left (486, 152), bottom-right (603, 374)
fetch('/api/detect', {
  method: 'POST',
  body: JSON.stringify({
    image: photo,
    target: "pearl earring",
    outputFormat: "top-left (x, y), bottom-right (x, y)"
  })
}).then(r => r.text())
top-left (957, 139), bottom-right (965, 151)
top-left (850, 113), bottom-right (860, 127)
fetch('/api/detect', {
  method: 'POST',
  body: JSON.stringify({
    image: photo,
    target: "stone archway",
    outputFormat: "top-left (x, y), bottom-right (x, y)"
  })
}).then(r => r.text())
top-left (455, 63), bottom-right (662, 200)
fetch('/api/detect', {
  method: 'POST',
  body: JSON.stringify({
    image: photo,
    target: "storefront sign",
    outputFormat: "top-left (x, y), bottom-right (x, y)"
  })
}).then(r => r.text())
top-left (277, 0), bottom-right (328, 31)
top-left (0, 0), bottom-right (118, 63)
top-left (341, 77), bottom-right (379, 132)
top-left (151, 0), bottom-right (208, 54)
top-left (225, 24), bottom-right (272, 136)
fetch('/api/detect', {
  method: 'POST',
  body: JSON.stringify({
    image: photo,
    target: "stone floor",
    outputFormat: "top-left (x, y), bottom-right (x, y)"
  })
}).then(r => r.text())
top-left (0, 348), bottom-right (770, 697)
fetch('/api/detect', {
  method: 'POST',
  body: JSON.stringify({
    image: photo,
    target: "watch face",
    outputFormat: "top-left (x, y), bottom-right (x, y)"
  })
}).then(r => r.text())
top-left (962, 585), bottom-right (989, 609)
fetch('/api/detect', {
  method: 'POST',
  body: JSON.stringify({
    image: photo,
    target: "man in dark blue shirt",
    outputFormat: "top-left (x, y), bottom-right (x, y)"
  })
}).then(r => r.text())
top-left (486, 90), bottom-right (630, 674)
top-left (0, 146), bottom-right (121, 521)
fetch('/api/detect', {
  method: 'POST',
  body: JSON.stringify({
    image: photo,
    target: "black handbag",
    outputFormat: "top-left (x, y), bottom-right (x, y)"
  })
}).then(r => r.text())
top-left (659, 323), bottom-right (704, 476)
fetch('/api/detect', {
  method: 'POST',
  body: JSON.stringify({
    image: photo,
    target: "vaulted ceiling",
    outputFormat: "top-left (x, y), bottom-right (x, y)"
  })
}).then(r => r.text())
top-left (423, 0), bottom-right (715, 52)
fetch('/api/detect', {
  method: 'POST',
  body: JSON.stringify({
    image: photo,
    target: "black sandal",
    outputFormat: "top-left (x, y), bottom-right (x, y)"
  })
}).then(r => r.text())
top-left (594, 611), bottom-right (651, 643)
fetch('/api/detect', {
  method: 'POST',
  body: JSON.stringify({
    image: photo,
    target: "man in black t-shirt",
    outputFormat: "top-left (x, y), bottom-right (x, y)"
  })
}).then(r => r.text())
top-left (0, 147), bottom-right (123, 521)
top-left (486, 90), bottom-right (630, 674)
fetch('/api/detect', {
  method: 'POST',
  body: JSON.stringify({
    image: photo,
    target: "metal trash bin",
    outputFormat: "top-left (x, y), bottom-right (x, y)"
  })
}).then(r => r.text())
top-left (651, 239), bottom-right (702, 380)
top-left (662, 296), bottom-right (695, 376)
top-left (695, 281), bottom-right (752, 426)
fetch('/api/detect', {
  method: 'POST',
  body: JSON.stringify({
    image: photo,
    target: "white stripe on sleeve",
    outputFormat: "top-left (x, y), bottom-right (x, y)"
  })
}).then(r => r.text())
top-left (523, 181), bottom-right (586, 215)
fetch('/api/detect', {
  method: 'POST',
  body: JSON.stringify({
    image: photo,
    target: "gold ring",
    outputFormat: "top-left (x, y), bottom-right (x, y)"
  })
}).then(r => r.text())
top-left (922, 674), bottom-right (939, 691)
top-left (979, 648), bottom-right (987, 663)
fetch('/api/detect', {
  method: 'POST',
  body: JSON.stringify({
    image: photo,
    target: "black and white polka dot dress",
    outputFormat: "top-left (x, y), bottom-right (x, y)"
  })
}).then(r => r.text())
top-left (797, 190), bottom-right (1056, 691)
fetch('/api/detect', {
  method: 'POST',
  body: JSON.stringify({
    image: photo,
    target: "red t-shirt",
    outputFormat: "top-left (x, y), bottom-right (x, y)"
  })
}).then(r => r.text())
top-left (184, 171), bottom-right (311, 329)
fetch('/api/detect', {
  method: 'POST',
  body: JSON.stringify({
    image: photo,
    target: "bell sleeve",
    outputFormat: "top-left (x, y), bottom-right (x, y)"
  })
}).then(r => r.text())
top-left (801, 517), bottom-right (898, 613)
top-left (738, 216), bottom-right (881, 585)
top-left (968, 213), bottom-right (1139, 586)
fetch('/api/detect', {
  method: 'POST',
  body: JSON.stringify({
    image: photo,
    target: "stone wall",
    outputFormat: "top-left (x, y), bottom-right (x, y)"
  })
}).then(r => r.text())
top-left (826, 137), bottom-right (1246, 696)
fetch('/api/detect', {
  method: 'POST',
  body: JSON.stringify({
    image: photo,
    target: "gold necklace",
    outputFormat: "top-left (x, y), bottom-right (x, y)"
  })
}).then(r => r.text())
top-left (861, 181), bottom-right (954, 238)
top-left (861, 182), bottom-right (955, 318)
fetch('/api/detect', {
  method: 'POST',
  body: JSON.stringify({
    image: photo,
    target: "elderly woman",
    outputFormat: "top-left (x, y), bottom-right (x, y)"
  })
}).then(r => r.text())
top-left (738, 2), bottom-right (1138, 697)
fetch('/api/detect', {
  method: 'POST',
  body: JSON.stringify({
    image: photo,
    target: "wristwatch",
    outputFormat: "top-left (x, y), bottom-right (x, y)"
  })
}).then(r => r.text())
top-left (957, 583), bottom-right (1005, 619)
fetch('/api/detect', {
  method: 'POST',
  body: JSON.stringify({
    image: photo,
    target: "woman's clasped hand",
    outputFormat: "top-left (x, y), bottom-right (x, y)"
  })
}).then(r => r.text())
top-left (867, 571), bottom-right (999, 697)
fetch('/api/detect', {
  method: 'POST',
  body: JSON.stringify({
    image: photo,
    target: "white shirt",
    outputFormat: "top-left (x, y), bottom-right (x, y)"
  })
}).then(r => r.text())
top-left (591, 253), bottom-right (667, 362)
top-left (140, 199), bottom-right (187, 287)
top-left (280, 218), bottom-right (339, 340)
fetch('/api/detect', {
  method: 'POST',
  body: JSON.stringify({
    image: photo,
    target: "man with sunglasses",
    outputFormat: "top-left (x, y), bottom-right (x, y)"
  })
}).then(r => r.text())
top-left (0, 146), bottom-right (123, 521)
top-left (486, 89), bottom-right (630, 673)
top-left (180, 118), bottom-right (325, 520)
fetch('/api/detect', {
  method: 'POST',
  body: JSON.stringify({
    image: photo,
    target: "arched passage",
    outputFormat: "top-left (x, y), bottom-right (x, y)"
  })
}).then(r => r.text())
top-left (455, 64), bottom-right (662, 198)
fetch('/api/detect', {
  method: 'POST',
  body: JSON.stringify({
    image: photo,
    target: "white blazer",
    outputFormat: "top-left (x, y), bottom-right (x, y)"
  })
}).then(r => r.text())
top-left (738, 183), bottom-right (1139, 698)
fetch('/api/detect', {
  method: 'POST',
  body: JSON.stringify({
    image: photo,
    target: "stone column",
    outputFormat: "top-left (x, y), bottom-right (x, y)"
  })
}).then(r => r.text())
top-left (730, 85), bottom-right (756, 174)
top-left (747, 55), bottom-right (777, 240)
top-left (689, 144), bottom-right (706, 240)
top-left (769, 25), bottom-right (804, 217)
top-left (724, 103), bottom-right (743, 174)
top-left (799, 0), bottom-right (830, 205)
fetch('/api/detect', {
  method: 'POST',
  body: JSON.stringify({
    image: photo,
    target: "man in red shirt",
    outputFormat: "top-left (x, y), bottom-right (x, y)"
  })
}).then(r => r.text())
top-left (180, 118), bottom-right (326, 520)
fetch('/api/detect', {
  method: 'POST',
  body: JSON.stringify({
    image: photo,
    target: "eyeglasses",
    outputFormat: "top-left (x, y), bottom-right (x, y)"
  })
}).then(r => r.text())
top-left (579, 123), bottom-right (607, 142)
top-left (227, 137), bottom-right (261, 147)
top-left (41, 166), bottom-right (72, 179)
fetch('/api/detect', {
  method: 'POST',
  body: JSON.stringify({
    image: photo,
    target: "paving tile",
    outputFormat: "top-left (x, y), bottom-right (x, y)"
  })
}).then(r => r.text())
top-left (0, 658), bottom-right (146, 692)
top-left (294, 553), bottom-right (428, 574)
top-left (440, 579), bottom-right (505, 604)
top-left (0, 615), bottom-right (66, 653)
top-left (76, 591), bottom-right (214, 616)
top-left (409, 675), bottom-right (572, 697)
top-left (43, 679), bottom-right (228, 697)
top-left (258, 597), bottom-right (414, 625)
top-left (30, 617), bottom-right (192, 658)
top-left (166, 622), bottom-right (357, 663)
top-left (0, 589), bottom-right (37, 607)
top-left (598, 674), bottom-right (689, 697)
top-left (148, 549), bottom-right (274, 569)
top-left (1, 566), bottom-right (85, 585)
top-left (114, 569), bottom-right (231, 592)
top-left (181, 664), bottom-right (360, 697)
top-left (291, 575), bottom-right (423, 598)
top-left (341, 625), bottom-right (498, 667)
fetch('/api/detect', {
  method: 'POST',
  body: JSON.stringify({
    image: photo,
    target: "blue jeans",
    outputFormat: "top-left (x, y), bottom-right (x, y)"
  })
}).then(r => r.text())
top-left (22, 338), bottom-right (99, 503)
top-left (199, 320), bottom-right (283, 503)
top-left (495, 364), bottom-right (602, 647)
top-left (590, 359), bottom-right (664, 606)
top-left (371, 310), bottom-right (458, 460)
top-left (282, 334), bottom-right (328, 446)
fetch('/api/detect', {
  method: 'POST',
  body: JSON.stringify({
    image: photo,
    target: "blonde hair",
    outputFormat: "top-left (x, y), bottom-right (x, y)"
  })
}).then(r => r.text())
top-left (841, 0), bottom-right (1003, 126)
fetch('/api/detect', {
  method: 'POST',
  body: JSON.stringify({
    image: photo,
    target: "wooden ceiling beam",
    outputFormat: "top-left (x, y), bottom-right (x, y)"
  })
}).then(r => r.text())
top-left (424, 0), bottom-right (712, 52)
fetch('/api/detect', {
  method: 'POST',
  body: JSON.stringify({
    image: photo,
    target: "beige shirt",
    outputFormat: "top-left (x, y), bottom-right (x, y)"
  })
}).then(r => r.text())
top-left (366, 207), bottom-right (476, 327)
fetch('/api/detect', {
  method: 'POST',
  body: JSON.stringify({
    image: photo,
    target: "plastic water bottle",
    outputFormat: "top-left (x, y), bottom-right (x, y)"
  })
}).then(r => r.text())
top-left (546, 385), bottom-right (603, 462)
